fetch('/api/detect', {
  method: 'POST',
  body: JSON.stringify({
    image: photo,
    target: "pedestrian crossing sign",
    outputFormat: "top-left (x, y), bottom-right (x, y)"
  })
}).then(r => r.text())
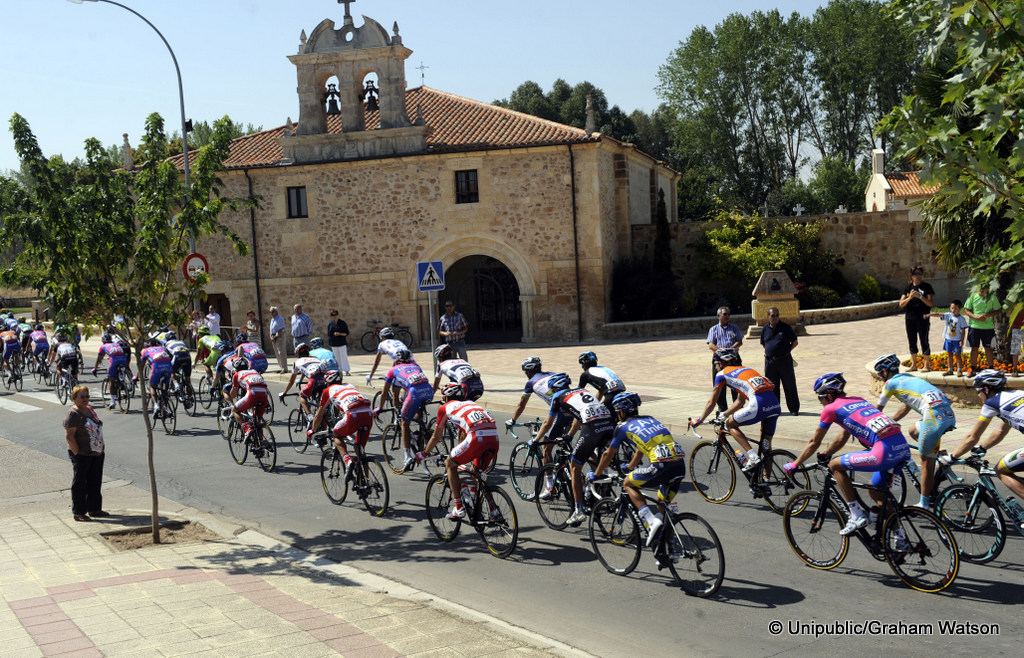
top-left (417, 261), bottom-right (445, 291)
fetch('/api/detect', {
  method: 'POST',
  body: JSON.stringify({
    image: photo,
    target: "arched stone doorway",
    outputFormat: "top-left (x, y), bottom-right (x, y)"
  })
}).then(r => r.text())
top-left (445, 256), bottom-right (522, 344)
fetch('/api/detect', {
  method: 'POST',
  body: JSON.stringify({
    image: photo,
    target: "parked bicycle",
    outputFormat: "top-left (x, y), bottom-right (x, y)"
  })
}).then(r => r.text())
top-left (319, 429), bottom-right (390, 516)
top-left (360, 319), bottom-right (413, 352)
top-left (226, 409), bottom-right (277, 472)
top-left (589, 474), bottom-right (725, 597)
top-left (424, 455), bottom-right (519, 558)
top-left (782, 460), bottom-right (959, 593)
top-left (688, 415), bottom-right (808, 513)
top-left (935, 447), bottom-right (1024, 564)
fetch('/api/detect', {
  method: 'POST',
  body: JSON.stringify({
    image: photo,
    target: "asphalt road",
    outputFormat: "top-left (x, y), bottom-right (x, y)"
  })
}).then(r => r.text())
top-left (1, 374), bottom-right (1022, 657)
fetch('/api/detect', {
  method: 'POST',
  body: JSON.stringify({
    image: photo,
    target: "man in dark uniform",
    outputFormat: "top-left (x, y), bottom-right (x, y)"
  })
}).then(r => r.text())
top-left (760, 306), bottom-right (799, 416)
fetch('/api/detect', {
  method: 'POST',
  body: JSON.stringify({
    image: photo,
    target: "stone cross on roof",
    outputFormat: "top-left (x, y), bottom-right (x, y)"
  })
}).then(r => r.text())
top-left (338, 0), bottom-right (355, 21)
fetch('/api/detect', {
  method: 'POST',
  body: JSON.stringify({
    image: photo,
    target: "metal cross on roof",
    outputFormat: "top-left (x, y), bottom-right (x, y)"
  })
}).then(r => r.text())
top-left (416, 61), bottom-right (429, 85)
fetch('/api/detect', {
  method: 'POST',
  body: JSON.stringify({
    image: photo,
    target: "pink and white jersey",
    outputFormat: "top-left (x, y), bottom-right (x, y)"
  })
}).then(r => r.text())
top-left (320, 383), bottom-right (370, 413)
top-left (142, 345), bottom-right (171, 364)
top-left (377, 339), bottom-right (409, 360)
top-left (30, 330), bottom-right (48, 346)
top-left (232, 369), bottom-right (268, 392)
top-left (293, 356), bottom-right (327, 378)
top-left (438, 400), bottom-right (497, 437)
top-left (239, 343), bottom-right (266, 360)
top-left (819, 396), bottom-right (903, 448)
top-left (435, 358), bottom-right (479, 384)
top-left (100, 342), bottom-right (126, 359)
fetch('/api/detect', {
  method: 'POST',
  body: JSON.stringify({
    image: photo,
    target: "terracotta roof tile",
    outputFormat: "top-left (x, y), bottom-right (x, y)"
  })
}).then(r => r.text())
top-left (885, 171), bottom-right (940, 198)
top-left (170, 86), bottom-right (599, 170)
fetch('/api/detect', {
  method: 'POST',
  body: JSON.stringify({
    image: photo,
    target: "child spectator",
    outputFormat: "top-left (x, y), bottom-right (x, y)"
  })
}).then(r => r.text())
top-left (927, 300), bottom-right (968, 376)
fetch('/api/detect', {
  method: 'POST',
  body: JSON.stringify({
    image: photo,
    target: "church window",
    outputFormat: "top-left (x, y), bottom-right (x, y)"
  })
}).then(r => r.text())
top-left (455, 170), bottom-right (479, 204)
top-left (287, 186), bottom-right (308, 218)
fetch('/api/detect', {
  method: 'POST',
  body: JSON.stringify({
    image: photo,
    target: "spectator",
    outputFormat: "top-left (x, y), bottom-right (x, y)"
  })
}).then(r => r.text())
top-left (327, 309), bottom-right (351, 376)
top-left (760, 306), bottom-right (799, 416)
top-left (707, 306), bottom-right (742, 412)
top-left (63, 384), bottom-right (107, 522)
top-left (963, 284), bottom-right (1000, 376)
top-left (1010, 303), bottom-right (1024, 377)
top-left (187, 310), bottom-right (203, 346)
top-left (438, 299), bottom-right (469, 360)
top-left (205, 304), bottom-right (221, 339)
top-left (899, 266), bottom-right (935, 372)
top-left (268, 306), bottom-right (287, 373)
top-left (291, 303), bottom-right (314, 351)
top-left (244, 309), bottom-right (260, 345)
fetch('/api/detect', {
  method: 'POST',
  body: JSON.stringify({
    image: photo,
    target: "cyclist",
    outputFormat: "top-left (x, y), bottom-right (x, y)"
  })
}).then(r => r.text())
top-left (413, 382), bottom-right (500, 519)
top-left (365, 327), bottom-right (408, 384)
top-left (430, 343), bottom-right (484, 401)
top-left (308, 336), bottom-right (339, 371)
top-left (234, 334), bottom-right (268, 374)
top-left (194, 326), bottom-right (223, 379)
top-left (308, 372), bottom-right (372, 465)
top-left (376, 349), bottom-right (434, 475)
top-left (784, 373), bottom-right (911, 536)
top-left (141, 338), bottom-right (173, 418)
top-left (91, 332), bottom-right (129, 409)
top-left (577, 351), bottom-right (625, 402)
top-left (213, 348), bottom-right (246, 403)
top-left (874, 353), bottom-right (957, 509)
top-left (228, 360), bottom-right (270, 440)
top-left (162, 331), bottom-right (193, 382)
top-left (1, 324), bottom-right (22, 380)
top-left (29, 324), bottom-right (49, 371)
top-left (693, 348), bottom-right (780, 471)
top-left (17, 317), bottom-right (33, 352)
top-left (940, 369), bottom-right (1024, 530)
top-left (3, 312), bottom-right (18, 332)
top-left (589, 392), bottom-right (687, 545)
top-left (508, 357), bottom-right (571, 468)
top-left (279, 343), bottom-right (331, 421)
top-left (49, 333), bottom-right (79, 382)
top-left (537, 373), bottom-right (616, 527)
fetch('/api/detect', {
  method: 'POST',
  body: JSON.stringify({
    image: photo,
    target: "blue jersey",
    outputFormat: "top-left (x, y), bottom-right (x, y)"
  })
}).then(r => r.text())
top-left (611, 416), bottom-right (683, 462)
top-left (386, 363), bottom-right (431, 392)
top-left (878, 373), bottom-right (954, 419)
top-left (310, 347), bottom-right (338, 370)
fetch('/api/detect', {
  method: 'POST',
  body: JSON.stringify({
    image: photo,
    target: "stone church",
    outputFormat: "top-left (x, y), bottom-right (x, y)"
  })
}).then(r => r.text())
top-left (184, 4), bottom-right (679, 347)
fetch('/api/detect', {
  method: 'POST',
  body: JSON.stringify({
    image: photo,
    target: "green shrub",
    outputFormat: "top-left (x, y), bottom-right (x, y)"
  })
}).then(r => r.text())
top-left (857, 274), bottom-right (881, 303)
top-left (801, 285), bottom-right (841, 309)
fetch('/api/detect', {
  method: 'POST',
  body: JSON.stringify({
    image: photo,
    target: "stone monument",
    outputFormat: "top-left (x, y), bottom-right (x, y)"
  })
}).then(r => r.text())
top-left (746, 270), bottom-right (803, 339)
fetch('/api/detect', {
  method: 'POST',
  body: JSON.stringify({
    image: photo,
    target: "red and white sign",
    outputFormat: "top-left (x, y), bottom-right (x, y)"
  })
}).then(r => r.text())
top-left (182, 253), bottom-right (210, 283)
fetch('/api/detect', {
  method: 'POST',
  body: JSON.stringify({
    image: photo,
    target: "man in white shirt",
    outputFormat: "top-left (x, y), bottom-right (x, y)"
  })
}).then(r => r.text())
top-left (205, 304), bottom-right (221, 339)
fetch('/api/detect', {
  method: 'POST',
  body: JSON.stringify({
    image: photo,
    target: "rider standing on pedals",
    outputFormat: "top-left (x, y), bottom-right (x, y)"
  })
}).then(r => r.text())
top-left (413, 383), bottom-right (500, 521)
top-left (693, 348), bottom-right (780, 471)
top-left (576, 351), bottom-right (625, 403)
top-left (784, 373), bottom-right (912, 536)
top-left (430, 343), bottom-right (484, 401)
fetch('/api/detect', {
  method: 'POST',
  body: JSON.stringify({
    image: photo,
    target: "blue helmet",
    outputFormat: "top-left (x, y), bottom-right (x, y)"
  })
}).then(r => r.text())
top-left (310, 337), bottom-right (324, 349)
top-left (872, 353), bottom-right (901, 375)
top-left (215, 340), bottom-right (231, 353)
top-left (611, 391), bottom-right (641, 416)
top-left (547, 373), bottom-right (571, 391)
top-left (813, 373), bottom-right (846, 396)
top-left (579, 351), bottom-right (598, 368)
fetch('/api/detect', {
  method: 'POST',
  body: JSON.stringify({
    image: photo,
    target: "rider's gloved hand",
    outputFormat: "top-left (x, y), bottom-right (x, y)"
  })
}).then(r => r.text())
top-left (414, 451), bottom-right (425, 463)
top-left (816, 452), bottom-right (831, 464)
top-left (937, 452), bottom-right (954, 467)
top-left (970, 446), bottom-right (987, 457)
top-left (505, 419), bottom-right (515, 428)
top-left (306, 429), bottom-right (314, 438)
top-left (782, 462), bottom-right (797, 475)
top-left (278, 392), bottom-right (285, 401)
top-left (365, 374), bottom-right (372, 384)
top-left (371, 407), bottom-right (381, 418)
top-left (691, 416), bottom-right (702, 427)
top-left (90, 367), bottom-right (97, 375)
top-left (586, 471), bottom-right (596, 483)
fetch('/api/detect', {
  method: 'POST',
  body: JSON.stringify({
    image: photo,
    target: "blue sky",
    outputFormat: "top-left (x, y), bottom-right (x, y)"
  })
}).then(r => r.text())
top-left (0, 0), bottom-right (828, 173)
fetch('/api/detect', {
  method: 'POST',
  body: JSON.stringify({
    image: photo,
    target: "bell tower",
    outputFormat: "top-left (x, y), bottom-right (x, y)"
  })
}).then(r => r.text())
top-left (279, 1), bottom-right (428, 163)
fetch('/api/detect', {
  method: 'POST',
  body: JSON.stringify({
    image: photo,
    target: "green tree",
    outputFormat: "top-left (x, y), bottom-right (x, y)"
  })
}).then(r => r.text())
top-left (493, 80), bottom-right (558, 121)
top-left (0, 112), bottom-right (251, 543)
top-left (807, 155), bottom-right (871, 213)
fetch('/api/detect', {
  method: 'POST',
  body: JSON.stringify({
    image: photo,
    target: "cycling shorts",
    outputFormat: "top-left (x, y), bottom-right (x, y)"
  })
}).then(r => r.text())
top-left (33, 343), bottom-right (49, 358)
top-left (107, 356), bottom-right (128, 380)
top-left (450, 431), bottom-right (500, 471)
top-left (626, 458), bottom-right (687, 503)
top-left (839, 437), bottom-right (912, 488)
top-left (203, 350), bottom-right (223, 368)
top-left (233, 386), bottom-right (269, 418)
top-left (732, 391), bottom-right (780, 436)
top-left (148, 361), bottom-right (172, 387)
top-left (400, 383), bottom-right (434, 422)
top-left (462, 377), bottom-right (484, 401)
top-left (332, 409), bottom-right (373, 447)
top-left (172, 355), bottom-right (192, 380)
top-left (570, 424), bottom-right (614, 466)
top-left (301, 375), bottom-right (326, 400)
top-left (916, 403), bottom-right (955, 458)
top-left (58, 357), bottom-right (78, 378)
top-left (998, 446), bottom-right (1024, 474)
top-left (3, 342), bottom-right (21, 360)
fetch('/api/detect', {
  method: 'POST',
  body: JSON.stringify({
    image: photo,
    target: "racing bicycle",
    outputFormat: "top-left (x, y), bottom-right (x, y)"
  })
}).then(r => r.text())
top-left (319, 428), bottom-right (390, 516)
top-left (225, 408), bottom-right (277, 472)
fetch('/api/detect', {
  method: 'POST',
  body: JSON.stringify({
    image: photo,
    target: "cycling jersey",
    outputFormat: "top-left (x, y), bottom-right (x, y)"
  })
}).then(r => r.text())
top-left (196, 335), bottom-right (222, 366)
top-left (610, 416), bottom-right (684, 463)
top-left (1, 330), bottom-right (20, 359)
top-left (550, 388), bottom-right (614, 465)
top-left (441, 400), bottom-right (499, 470)
top-left (716, 364), bottom-right (780, 434)
top-left (310, 346), bottom-right (338, 370)
top-left (714, 365), bottom-right (776, 398)
top-left (3, 317), bottom-right (18, 331)
top-left (578, 366), bottom-right (625, 398)
top-left (98, 341), bottom-right (128, 379)
top-left (54, 341), bottom-right (77, 363)
top-left (30, 330), bottom-right (49, 355)
top-left (377, 339), bottom-right (409, 361)
top-left (822, 396), bottom-right (911, 480)
top-left (386, 363), bottom-right (433, 421)
top-left (142, 345), bottom-right (172, 387)
top-left (231, 369), bottom-right (270, 417)
top-left (975, 391), bottom-right (1024, 475)
top-left (319, 383), bottom-right (372, 445)
top-left (237, 342), bottom-right (268, 373)
top-left (878, 373), bottom-right (956, 457)
top-left (523, 371), bottom-right (558, 403)
top-left (436, 358), bottom-right (484, 400)
top-left (292, 356), bottom-right (327, 379)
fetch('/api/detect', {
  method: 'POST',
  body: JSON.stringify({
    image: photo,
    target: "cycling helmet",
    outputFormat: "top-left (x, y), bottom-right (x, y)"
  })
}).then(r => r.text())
top-left (146, 337), bottom-right (160, 347)
top-left (294, 342), bottom-right (310, 357)
top-left (235, 356), bottom-right (249, 371)
top-left (17, 317), bottom-right (25, 323)
top-left (234, 332), bottom-right (247, 346)
top-left (813, 372), bottom-right (847, 396)
top-left (434, 343), bottom-right (454, 362)
top-left (309, 337), bottom-right (324, 349)
top-left (55, 333), bottom-right (67, 342)
top-left (35, 324), bottom-right (43, 331)
top-left (441, 382), bottom-right (465, 400)
top-left (973, 369), bottom-right (1006, 392)
top-left (324, 371), bottom-right (343, 386)
top-left (6, 312), bottom-right (12, 318)
top-left (579, 351), bottom-right (598, 368)
top-left (378, 327), bottom-right (395, 340)
top-left (101, 332), bottom-right (113, 344)
top-left (872, 353), bottom-right (901, 375)
top-left (712, 348), bottom-right (742, 366)
top-left (547, 373), bottom-right (571, 391)
top-left (521, 356), bottom-right (542, 376)
top-left (197, 326), bottom-right (210, 336)
top-left (395, 348), bottom-right (414, 364)
top-left (164, 330), bottom-right (176, 341)
top-left (611, 391), bottom-right (642, 417)
top-left (215, 340), bottom-right (230, 353)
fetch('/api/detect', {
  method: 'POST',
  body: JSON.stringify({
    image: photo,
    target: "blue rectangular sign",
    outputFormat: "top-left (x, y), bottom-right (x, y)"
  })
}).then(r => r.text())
top-left (417, 261), bottom-right (445, 291)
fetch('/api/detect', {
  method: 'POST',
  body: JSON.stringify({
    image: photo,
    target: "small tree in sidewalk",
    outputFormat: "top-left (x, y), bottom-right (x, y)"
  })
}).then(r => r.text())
top-left (0, 112), bottom-right (251, 543)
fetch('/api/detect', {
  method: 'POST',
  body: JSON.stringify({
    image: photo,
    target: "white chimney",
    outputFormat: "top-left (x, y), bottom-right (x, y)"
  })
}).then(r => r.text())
top-left (872, 148), bottom-right (884, 175)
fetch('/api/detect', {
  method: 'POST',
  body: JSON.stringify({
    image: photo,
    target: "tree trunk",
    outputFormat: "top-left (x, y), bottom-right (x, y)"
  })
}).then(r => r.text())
top-left (135, 349), bottom-right (161, 545)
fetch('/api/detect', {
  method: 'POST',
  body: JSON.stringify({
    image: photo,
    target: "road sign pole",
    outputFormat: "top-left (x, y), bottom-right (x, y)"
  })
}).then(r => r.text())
top-left (428, 292), bottom-right (437, 372)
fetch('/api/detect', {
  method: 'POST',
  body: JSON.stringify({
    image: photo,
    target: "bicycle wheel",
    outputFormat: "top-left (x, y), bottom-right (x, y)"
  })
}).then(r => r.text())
top-left (228, 421), bottom-right (247, 465)
top-left (3, 364), bottom-right (11, 391)
top-left (181, 380), bottom-right (198, 417)
top-left (396, 328), bottom-right (413, 347)
top-left (935, 484), bottom-right (1005, 564)
top-left (31, 358), bottom-right (43, 384)
top-left (288, 408), bottom-right (310, 453)
top-left (320, 449), bottom-right (348, 504)
top-left (589, 498), bottom-right (642, 575)
top-left (56, 377), bottom-right (69, 404)
top-left (254, 426), bottom-right (277, 472)
top-left (263, 393), bottom-right (275, 424)
top-left (380, 424), bottom-right (405, 475)
top-left (758, 449), bottom-right (809, 513)
top-left (12, 363), bottom-right (22, 392)
top-left (883, 507), bottom-right (959, 593)
top-left (535, 463), bottom-right (574, 530)
top-left (359, 458), bottom-right (390, 517)
top-left (782, 491), bottom-right (850, 569)
top-left (198, 376), bottom-right (214, 410)
top-left (479, 486), bottom-right (518, 558)
top-left (360, 331), bottom-right (378, 353)
top-left (509, 441), bottom-right (542, 501)
top-left (160, 390), bottom-right (177, 435)
top-left (689, 441), bottom-right (736, 503)
top-left (217, 403), bottom-right (233, 439)
top-left (666, 512), bottom-right (725, 597)
top-left (115, 378), bottom-right (131, 414)
top-left (889, 468), bottom-right (908, 507)
top-left (372, 390), bottom-right (395, 430)
top-left (425, 474), bottom-right (461, 541)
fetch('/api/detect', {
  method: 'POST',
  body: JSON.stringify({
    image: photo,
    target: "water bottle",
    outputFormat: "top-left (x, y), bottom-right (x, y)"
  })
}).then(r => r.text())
top-left (461, 483), bottom-right (477, 510)
top-left (906, 460), bottom-right (921, 476)
top-left (1005, 498), bottom-right (1024, 524)
top-left (734, 449), bottom-right (748, 467)
top-left (868, 506), bottom-right (880, 525)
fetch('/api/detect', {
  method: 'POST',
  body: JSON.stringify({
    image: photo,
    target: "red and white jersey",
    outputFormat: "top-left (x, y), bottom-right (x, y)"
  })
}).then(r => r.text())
top-left (438, 400), bottom-right (497, 437)
top-left (320, 383), bottom-right (370, 413)
top-left (232, 369), bottom-right (268, 392)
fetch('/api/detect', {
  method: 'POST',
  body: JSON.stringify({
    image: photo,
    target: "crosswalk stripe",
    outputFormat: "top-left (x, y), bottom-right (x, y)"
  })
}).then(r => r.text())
top-left (0, 396), bottom-right (41, 413)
